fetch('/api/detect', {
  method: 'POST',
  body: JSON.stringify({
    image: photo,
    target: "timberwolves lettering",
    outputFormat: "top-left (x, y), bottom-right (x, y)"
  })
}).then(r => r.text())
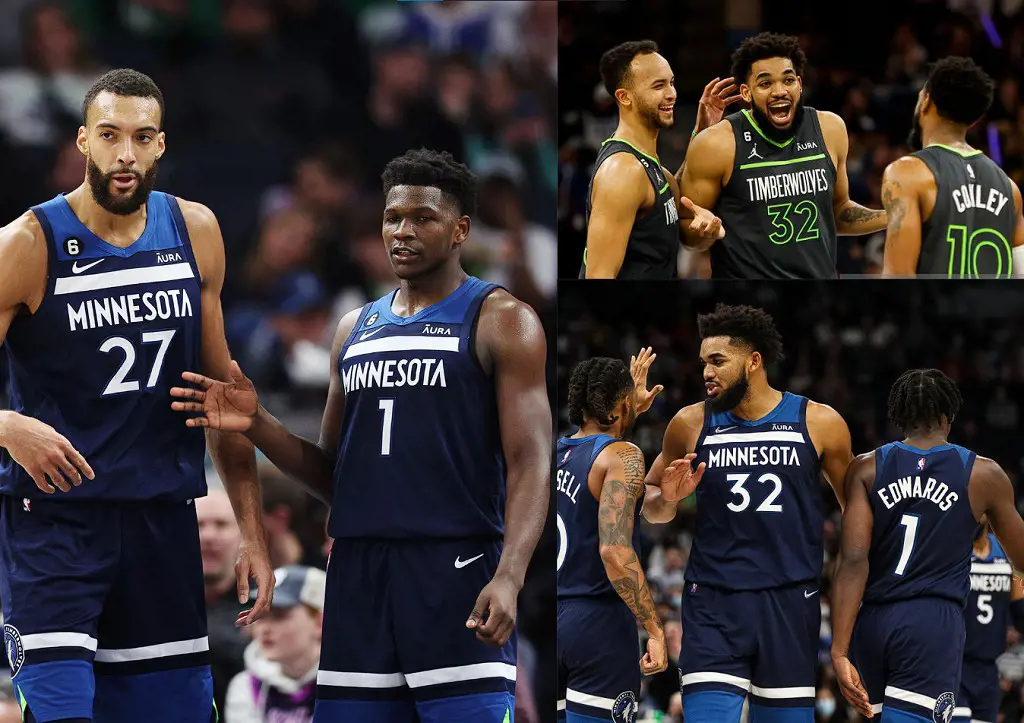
top-left (67, 289), bottom-right (194, 331)
top-left (876, 476), bottom-right (959, 511)
top-left (342, 358), bottom-right (447, 392)
top-left (745, 168), bottom-right (831, 202)
top-left (556, 469), bottom-right (581, 504)
top-left (708, 446), bottom-right (801, 468)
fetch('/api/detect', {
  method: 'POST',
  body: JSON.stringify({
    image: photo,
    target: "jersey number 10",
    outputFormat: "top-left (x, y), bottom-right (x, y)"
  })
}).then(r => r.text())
top-left (945, 225), bottom-right (1013, 278)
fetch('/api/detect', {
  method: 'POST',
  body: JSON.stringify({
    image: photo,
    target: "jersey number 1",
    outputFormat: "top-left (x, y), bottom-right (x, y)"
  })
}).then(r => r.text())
top-left (378, 399), bottom-right (394, 455)
top-left (894, 513), bottom-right (919, 576)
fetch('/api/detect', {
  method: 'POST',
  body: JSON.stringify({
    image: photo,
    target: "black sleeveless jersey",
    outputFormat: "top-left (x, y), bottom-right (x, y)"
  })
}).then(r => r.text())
top-left (581, 138), bottom-right (679, 279)
top-left (711, 107), bottom-right (838, 279)
top-left (913, 145), bottom-right (1017, 278)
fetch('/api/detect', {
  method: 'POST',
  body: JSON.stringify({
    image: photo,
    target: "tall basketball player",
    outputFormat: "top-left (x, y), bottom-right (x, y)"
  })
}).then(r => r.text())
top-left (642, 303), bottom-right (854, 722)
top-left (679, 32), bottom-right (888, 278)
top-left (171, 149), bottom-right (551, 722)
top-left (556, 350), bottom-right (699, 722)
top-left (831, 369), bottom-right (1024, 722)
top-left (881, 57), bottom-right (1024, 278)
top-left (0, 69), bottom-right (273, 723)
top-left (580, 40), bottom-right (732, 279)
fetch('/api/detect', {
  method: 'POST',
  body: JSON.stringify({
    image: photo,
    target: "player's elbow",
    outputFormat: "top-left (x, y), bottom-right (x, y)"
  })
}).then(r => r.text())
top-left (599, 543), bottom-right (632, 569)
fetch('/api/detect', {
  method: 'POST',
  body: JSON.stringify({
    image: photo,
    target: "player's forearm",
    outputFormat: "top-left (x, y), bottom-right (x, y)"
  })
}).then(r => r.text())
top-left (829, 554), bottom-right (869, 658)
top-left (834, 201), bottom-right (887, 235)
top-left (244, 406), bottom-right (334, 504)
top-left (207, 429), bottom-right (265, 544)
top-left (496, 449), bottom-right (550, 591)
top-left (600, 546), bottom-right (664, 638)
top-left (640, 484), bottom-right (678, 523)
top-left (583, 242), bottom-right (627, 278)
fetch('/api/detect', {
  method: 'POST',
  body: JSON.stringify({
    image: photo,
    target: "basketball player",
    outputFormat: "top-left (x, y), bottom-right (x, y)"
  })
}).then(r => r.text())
top-left (556, 350), bottom-right (699, 722)
top-left (880, 57), bottom-right (1024, 278)
top-left (830, 369), bottom-right (1024, 722)
top-left (0, 69), bottom-right (274, 723)
top-left (171, 149), bottom-right (551, 722)
top-left (580, 40), bottom-right (735, 279)
top-left (642, 303), bottom-right (854, 722)
top-left (953, 522), bottom-right (1024, 723)
top-left (679, 32), bottom-right (888, 278)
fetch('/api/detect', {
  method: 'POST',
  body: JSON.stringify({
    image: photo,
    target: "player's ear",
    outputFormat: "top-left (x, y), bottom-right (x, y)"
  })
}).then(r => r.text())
top-left (156, 131), bottom-right (166, 160)
top-left (614, 87), bottom-right (632, 109)
top-left (453, 215), bottom-right (471, 247)
top-left (77, 126), bottom-right (88, 156)
top-left (740, 83), bottom-right (752, 104)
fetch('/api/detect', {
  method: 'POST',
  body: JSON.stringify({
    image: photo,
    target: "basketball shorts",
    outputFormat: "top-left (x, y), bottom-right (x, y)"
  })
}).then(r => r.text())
top-left (556, 596), bottom-right (640, 722)
top-left (679, 580), bottom-right (820, 723)
top-left (851, 597), bottom-right (964, 722)
top-left (0, 496), bottom-right (213, 723)
top-left (314, 537), bottom-right (516, 723)
top-left (953, 657), bottom-right (998, 723)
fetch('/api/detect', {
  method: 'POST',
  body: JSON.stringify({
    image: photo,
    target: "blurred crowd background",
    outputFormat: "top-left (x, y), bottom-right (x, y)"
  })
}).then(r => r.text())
top-left (558, 0), bottom-right (1024, 278)
top-left (558, 280), bottom-right (1024, 722)
top-left (0, 1), bottom-right (557, 721)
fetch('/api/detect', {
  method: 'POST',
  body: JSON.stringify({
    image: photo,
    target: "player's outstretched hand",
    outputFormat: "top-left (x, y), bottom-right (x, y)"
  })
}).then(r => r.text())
top-left (833, 655), bottom-right (873, 718)
top-left (640, 633), bottom-right (668, 675)
top-left (466, 574), bottom-right (517, 648)
top-left (234, 543), bottom-right (275, 627)
top-left (660, 454), bottom-right (706, 504)
top-left (0, 412), bottom-right (94, 493)
top-left (680, 197), bottom-right (725, 240)
top-left (630, 346), bottom-right (664, 415)
top-left (170, 360), bottom-right (258, 432)
top-left (695, 76), bottom-right (744, 133)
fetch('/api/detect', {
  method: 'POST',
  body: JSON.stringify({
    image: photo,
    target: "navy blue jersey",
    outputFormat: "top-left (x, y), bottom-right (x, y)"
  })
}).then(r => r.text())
top-left (556, 434), bottom-right (642, 599)
top-left (863, 442), bottom-right (978, 605)
top-left (688, 392), bottom-right (823, 590)
top-left (329, 277), bottom-right (505, 540)
top-left (0, 193), bottom-right (206, 501)
top-left (964, 534), bottom-right (1013, 661)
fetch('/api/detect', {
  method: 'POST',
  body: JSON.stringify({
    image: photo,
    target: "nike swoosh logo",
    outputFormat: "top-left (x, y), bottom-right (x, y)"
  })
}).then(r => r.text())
top-left (804, 589), bottom-right (818, 599)
top-left (454, 554), bottom-right (484, 569)
top-left (71, 259), bottom-right (104, 274)
top-left (360, 328), bottom-right (384, 340)
top-left (714, 426), bottom-right (737, 433)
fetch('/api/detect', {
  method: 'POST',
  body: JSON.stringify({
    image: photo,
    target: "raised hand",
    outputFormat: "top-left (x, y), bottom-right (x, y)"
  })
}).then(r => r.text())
top-left (630, 346), bottom-right (664, 415)
top-left (695, 76), bottom-right (745, 133)
top-left (170, 360), bottom-right (259, 432)
top-left (681, 197), bottom-right (725, 240)
top-left (660, 453), bottom-right (706, 504)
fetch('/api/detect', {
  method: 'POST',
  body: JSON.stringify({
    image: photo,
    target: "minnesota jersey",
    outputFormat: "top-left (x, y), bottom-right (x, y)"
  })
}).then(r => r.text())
top-left (863, 441), bottom-right (978, 605)
top-left (330, 277), bottom-right (505, 540)
top-left (556, 434), bottom-right (642, 598)
top-left (581, 138), bottom-right (679, 279)
top-left (964, 533), bottom-right (1013, 661)
top-left (0, 192), bottom-right (206, 501)
top-left (914, 145), bottom-right (1017, 278)
top-left (688, 392), bottom-right (823, 589)
top-left (712, 107), bottom-right (838, 279)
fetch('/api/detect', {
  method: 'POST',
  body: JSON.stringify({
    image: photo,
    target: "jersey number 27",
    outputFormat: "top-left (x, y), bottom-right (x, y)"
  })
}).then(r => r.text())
top-left (99, 330), bottom-right (176, 396)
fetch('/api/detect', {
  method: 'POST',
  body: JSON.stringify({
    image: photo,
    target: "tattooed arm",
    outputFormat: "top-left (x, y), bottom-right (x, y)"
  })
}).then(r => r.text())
top-left (819, 111), bottom-right (888, 235)
top-left (880, 156), bottom-right (930, 276)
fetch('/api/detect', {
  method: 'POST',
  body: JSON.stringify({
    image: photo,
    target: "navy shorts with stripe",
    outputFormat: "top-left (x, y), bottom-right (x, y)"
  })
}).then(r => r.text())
top-left (314, 537), bottom-right (516, 723)
top-left (679, 581), bottom-right (820, 723)
top-left (954, 658), bottom-right (998, 723)
top-left (851, 598), bottom-right (964, 722)
top-left (557, 596), bottom-right (640, 722)
top-left (0, 496), bottom-right (213, 723)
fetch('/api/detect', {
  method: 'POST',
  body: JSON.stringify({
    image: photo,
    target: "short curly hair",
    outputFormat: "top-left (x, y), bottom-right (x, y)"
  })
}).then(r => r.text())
top-left (567, 358), bottom-right (634, 427)
top-left (924, 56), bottom-right (995, 126)
top-left (381, 148), bottom-right (477, 217)
top-left (82, 68), bottom-right (164, 127)
top-left (599, 40), bottom-right (660, 97)
top-left (697, 303), bottom-right (785, 366)
top-left (730, 32), bottom-right (806, 85)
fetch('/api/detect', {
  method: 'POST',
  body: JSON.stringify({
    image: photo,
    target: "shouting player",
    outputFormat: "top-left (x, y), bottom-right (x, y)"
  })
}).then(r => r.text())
top-left (881, 56), bottom-right (1024, 278)
top-left (679, 32), bottom-right (887, 278)
top-left (643, 303), bottom-right (854, 722)
top-left (831, 369), bottom-right (1024, 721)
top-left (171, 149), bottom-right (551, 722)
top-left (0, 68), bottom-right (273, 723)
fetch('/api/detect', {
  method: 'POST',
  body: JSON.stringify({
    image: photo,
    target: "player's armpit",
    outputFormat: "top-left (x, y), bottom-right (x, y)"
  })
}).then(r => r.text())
top-left (584, 155), bottom-right (650, 278)
top-left (971, 456), bottom-right (1024, 572)
top-left (830, 452), bottom-right (876, 659)
top-left (881, 157), bottom-right (929, 276)
top-left (807, 401), bottom-right (854, 511)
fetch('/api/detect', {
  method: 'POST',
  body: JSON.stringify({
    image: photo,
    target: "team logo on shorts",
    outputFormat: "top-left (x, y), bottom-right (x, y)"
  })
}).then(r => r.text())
top-left (4, 624), bottom-right (24, 677)
top-left (365, 312), bottom-right (378, 327)
top-left (611, 691), bottom-right (636, 723)
top-left (933, 691), bottom-right (955, 723)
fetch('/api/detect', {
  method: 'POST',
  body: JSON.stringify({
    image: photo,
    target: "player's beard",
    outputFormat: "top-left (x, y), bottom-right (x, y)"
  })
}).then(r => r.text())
top-left (908, 111), bottom-right (924, 152)
top-left (707, 369), bottom-right (750, 412)
top-left (639, 97), bottom-right (674, 130)
top-left (87, 156), bottom-right (159, 216)
top-left (751, 96), bottom-right (804, 144)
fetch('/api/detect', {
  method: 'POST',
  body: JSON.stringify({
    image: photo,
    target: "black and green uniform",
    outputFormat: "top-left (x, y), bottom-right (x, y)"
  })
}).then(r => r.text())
top-left (913, 144), bottom-right (1017, 278)
top-left (712, 107), bottom-right (838, 279)
top-left (581, 138), bottom-right (679, 279)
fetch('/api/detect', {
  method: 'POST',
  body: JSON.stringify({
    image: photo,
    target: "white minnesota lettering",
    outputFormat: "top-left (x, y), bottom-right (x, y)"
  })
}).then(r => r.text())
top-left (707, 445), bottom-right (800, 468)
top-left (341, 358), bottom-right (447, 392)
top-left (970, 573), bottom-right (1012, 592)
top-left (67, 289), bottom-right (194, 331)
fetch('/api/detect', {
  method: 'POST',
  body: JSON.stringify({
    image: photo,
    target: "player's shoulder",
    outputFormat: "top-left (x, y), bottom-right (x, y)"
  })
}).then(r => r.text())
top-left (847, 448), bottom-right (878, 482)
top-left (171, 196), bottom-right (219, 233)
top-left (692, 118), bottom-right (735, 151)
top-left (593, 148), bottom-right (651, 187)
top-left (479, 286), bottom-right (542, 332)
top-left (805, 399), bottom-right (848, 428)
top-left (883, 154), bottom-right (933, 186)
top-left (668, 401), bottom-right (706, 432)
top-left (970, 453), bottom-right (1008, 480)
top-left (0, 210), bottom-right (45, 255)
top-left (813, 109), bottom-right (846, 134)
top-left (330, 306), bottom-right (367, 354)
top-left (598, 440), bottom-right (645, 475)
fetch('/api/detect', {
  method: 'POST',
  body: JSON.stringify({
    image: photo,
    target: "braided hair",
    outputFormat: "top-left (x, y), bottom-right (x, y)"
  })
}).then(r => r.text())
top-left (567, 358), bottom-right (634, 427)
top-left (887, 369), bottom-right (962, 433)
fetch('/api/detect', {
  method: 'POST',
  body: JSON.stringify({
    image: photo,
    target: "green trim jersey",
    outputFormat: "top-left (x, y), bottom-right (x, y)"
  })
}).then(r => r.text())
top-left (711, 107), bottom-right (838, 279)
top-left (581, 138), bottom-right (679, 279)
top-left (913, 145), bottom-right (1017, 278)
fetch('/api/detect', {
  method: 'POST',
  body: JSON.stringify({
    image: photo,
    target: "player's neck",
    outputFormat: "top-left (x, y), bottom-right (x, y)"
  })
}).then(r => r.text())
top-left (393, 264), bottom-right (469, 317)
top-left (612, 115), bottom-right (660, 161)
top-left (902, 428), bottom-right (948, 450)
top-left (729, 384), bottom-right (783, 422)
top-left (923, 124), bottom-right (971, 152)
top-left (66, 184), bottom-right (148, 247)
top-left (575, 420), bottom-right (623, 438)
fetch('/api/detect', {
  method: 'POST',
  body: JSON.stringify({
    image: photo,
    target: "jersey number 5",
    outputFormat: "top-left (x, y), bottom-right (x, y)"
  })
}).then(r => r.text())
top-left (99, 330), bottom-right (176, 396)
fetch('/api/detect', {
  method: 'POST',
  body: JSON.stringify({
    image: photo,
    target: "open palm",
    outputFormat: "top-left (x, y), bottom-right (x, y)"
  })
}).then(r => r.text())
top-left (630, 346), bottom-right (664, 415)
top-left (660, 453), bottom-right (706, 503)
top-left (170, 360), bottom-right (259, 432)
top-left (695, 76), bottom-right (745, 132)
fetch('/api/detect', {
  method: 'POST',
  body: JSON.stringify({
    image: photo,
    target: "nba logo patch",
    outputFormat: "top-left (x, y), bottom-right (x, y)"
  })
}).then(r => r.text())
top-left (933, 691), bottom-right (955, 722)
top-left (690, 583), bottom-right (697, 594)
top-left (611, 691), bottom-right (637, 723)
top-left (4, 625), bottom-right (24, 677)
top-left (21, 498), bottom-right (29, 513)
top-left (918, 458), bottom-right (926, 471)
top-left (365, 312), bottom-right (378, 327)
top-left (561, 449), bottom-right (571, 464)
